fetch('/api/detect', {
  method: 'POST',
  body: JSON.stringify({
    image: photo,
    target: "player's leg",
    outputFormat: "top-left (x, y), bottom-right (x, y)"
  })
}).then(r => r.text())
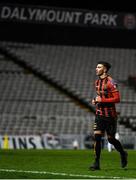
top-left (89, 116), bottom-right (104, 170)
top-left (107, 118), bottom-right (128, 168)
top-left (107, 135), bottom-right (128, 168)
top-left (89, 131), bottom-right (102, 170)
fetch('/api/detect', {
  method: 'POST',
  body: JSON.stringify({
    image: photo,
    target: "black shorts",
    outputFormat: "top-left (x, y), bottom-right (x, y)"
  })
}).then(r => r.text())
top-left (93, 115), bottom-right (117, 136)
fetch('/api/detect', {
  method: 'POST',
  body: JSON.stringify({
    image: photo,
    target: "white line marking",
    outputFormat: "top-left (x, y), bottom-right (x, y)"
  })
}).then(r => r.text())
top-left (0, 168), bottom-right (129, 179)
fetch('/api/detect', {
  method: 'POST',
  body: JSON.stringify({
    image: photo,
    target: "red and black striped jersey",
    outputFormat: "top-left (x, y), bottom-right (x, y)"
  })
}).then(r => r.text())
top-left (95, 75), bottom-right (120, 117)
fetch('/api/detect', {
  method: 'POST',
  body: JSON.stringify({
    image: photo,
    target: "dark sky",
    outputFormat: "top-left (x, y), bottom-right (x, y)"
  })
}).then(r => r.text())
top-left (0, 0), bottom-right (136, 13)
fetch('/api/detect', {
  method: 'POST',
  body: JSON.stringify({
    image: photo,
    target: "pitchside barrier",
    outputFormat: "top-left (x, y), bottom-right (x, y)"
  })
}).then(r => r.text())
top-left (0, 133), bottom-right (135, 150)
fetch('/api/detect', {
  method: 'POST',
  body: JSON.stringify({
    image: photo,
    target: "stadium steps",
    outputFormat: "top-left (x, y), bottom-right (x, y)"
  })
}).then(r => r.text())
top-left (0, 43), bottom-right (95, 114)
top-left (1, 41), bottom-right (135, 133)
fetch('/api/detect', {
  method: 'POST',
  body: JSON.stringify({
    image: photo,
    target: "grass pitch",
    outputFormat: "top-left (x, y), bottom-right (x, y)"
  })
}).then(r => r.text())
top-left (0, 149), bottom-right (135, 179)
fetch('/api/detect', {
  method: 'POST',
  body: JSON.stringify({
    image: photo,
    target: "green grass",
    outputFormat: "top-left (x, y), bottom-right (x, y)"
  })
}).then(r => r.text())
top-left (0, 149), bottom-right (135, 179)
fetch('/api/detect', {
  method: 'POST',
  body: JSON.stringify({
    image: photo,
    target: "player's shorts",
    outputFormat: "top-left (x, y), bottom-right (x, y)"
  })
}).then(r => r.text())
top-left (93, 115), bottom-right (117, 136)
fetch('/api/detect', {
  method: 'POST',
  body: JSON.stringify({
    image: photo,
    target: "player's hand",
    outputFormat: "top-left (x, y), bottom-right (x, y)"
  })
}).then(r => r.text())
top-left (95, 96), bottom-right (102, 102)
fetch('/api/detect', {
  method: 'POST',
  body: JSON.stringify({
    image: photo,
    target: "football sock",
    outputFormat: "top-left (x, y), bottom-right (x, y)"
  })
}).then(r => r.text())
top-left (94, 134), bottom-right (102, 161)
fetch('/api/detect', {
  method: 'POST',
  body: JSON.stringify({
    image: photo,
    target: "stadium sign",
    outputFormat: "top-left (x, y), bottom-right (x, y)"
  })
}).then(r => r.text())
top-left (0, 134), bottom-right (84, 150)
top-left (0, 135), bottom-right (43, 149)
top-left (0, 4), bottom-right (136, 30)
top-left (0, 134), bottom-right (62, 149)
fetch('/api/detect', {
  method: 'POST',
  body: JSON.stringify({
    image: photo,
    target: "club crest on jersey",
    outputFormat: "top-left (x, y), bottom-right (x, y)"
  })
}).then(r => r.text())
top-left (111, 79), bottom-right (118, 89)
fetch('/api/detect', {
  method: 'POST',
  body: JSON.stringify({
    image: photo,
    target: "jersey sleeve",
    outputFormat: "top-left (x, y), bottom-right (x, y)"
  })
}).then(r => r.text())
top-left (101, 91), bottom-right (120, 103)
top-left (101, 79), bottom-right (120, 103)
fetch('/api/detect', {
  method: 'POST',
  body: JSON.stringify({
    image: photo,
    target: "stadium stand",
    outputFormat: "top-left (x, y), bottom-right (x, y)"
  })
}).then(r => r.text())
top-left (0, 41), bottom-right (136, 138)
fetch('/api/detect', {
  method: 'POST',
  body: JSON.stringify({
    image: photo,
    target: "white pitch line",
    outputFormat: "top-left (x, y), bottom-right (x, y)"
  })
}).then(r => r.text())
top-left (0, 168), bottom-right (131, 179)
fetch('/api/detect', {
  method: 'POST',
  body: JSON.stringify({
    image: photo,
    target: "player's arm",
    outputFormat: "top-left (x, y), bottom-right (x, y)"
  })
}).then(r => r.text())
top-left (95, 91), bottom-right (120, 103)
top-left (91, 80), bottom-right (99, 105)
top-left (101, 91), bottom-right (120, 103)
top-left (95, 79), bottom-right (120, 103)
